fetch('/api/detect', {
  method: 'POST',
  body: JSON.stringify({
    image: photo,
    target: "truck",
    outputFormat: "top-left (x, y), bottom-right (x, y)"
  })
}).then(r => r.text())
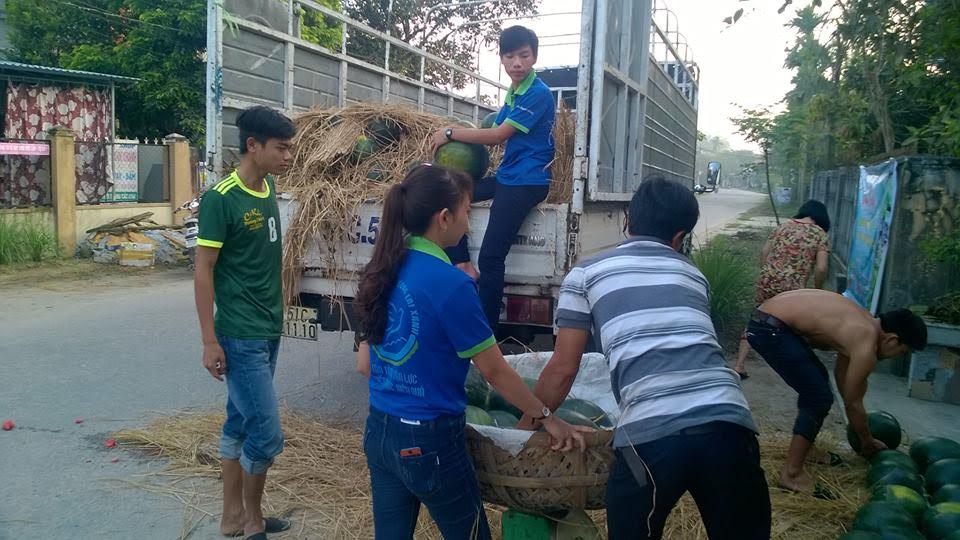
top-left (205, 0), bottom-right (699, 345)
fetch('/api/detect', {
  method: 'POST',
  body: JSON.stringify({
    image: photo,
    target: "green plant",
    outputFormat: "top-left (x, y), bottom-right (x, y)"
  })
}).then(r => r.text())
top-left (692, 237), bottom-right (755, 335)
top-left (0, 218), bottom-right (24, 264)
top-left (0, 217), bottom-right (60, 264)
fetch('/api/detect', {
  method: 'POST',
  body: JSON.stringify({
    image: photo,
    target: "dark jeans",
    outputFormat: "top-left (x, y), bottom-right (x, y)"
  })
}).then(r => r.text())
top-left (747, 313), bottom-right (835, 442)
top-left (363, 407), bottom-right (491, 540)
top-left (445, 177), bottom-right (550, 328)
top-left (606, 422), bottom-right (771, 540)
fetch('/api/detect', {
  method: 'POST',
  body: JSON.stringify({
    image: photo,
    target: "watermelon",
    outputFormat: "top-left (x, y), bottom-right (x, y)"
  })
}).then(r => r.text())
top-left (466, 405), bottom-right (494, 426)
top-left (849, 411), bottom-right (903, 452)
top-left (922, 502), bottom-right (960, 539)
top-left (559, 398), bottom-right (613, 428)
top-left (327, 114), bottom-right (343, 127)
top-left (875, 450), bottom-right (920, 472)
top-left (553, 408), bottom-right (598, 429)
top-left (944, 531), bottom-right (960, 540)
top-left (465, 365), bottom-right (490, 409)
top-left (867, 463), bottom-right (926, 493)
top-left (912, 438), bottom-right (960, 474)
top-left (934, 486), bottom-right (960, 505)
top-left (486, 389), bottom-right (522, 418)
top-left (839, 532), bottom-right (882, 540)
top-left (872, 484), bottom-right (928, 519)
top-left (488, 410), bottom-right (520, 429)
top-left (553, 509), bottom-right (601, 540)
top-left (481, 111), bottom-right (498, 129)
top-left (926, 459), bottom-right (960, 496)
top-left (854, 502), bottom-right (918, 533)
top-left (366, 168), bottom-right (388, 182)
top-left (366, 117), bottom-right (402, 145)
top-left (446, 115), bottom-right (476, 128)
top-left (435, 141), bottom-right (490, 182)
top-left (351, 135), bottom-right (380, 163)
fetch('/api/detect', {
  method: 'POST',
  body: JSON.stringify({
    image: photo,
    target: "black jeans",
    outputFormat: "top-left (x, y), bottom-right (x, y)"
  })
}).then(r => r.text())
top-left (445, 177), bottom-right (549, 328)
top-left (606, 422), bottom-right (771, 540)
top-left (747, 313), bottom-right (835, 442)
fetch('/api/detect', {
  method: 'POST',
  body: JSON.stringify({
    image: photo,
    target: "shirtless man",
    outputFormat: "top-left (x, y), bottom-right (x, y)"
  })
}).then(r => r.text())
top-left (747, 289), bottom-right (927, 493)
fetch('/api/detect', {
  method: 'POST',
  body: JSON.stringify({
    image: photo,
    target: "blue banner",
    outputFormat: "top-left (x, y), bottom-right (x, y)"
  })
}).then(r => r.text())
top-left (844, 159), bottom-right (898, 313)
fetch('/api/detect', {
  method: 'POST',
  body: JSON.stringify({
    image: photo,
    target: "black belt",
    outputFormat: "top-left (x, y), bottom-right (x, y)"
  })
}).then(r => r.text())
top-left (751, 309), bottom-right (787, 330)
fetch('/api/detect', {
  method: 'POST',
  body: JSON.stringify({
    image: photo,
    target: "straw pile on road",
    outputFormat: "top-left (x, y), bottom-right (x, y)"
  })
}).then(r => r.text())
top-left (277, 103), bottom-right (575, 306)
top-left (115, 411), bottom-right (868, 539)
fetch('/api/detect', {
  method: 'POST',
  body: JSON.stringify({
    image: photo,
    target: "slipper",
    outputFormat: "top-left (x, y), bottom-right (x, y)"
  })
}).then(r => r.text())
top-left (823, 451), bottom-right (846, 467)
top-left (813, 483), bottom-right (839, 500)
top-left (226, 517), bottom-right (291, 537)
top-left (735, 370), bottom-right (750, 381)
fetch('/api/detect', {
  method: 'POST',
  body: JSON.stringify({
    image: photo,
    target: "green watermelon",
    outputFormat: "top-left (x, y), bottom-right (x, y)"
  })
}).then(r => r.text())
top-left (351, 135), bottom-right (380, 163)
top-left (366, 117), bottom-right (403, 145)
top-left (922, 502), bottom-right (960, 540)
top-left (465, 365), bottom-right (490, 409)
top-left (466, 405), bottom-right (494, 426)
top-left (365, 168), bottom-right (388, 182)
top-left (488, 410), bottom-right (520, 429)
top-left (553, 509), bottom-right (601, 540)
top-left (327, 114), bottom-right (343, 127)
top-left (435, 141), bottom-right (490, 182)
top-left (934, 486), bottom-right (960, 505)
top-left (839, 532), bottom-right (882, 540)
top-left (559, 398), bottom-right (613, 428)
top-left (867, 463), bottom-right (926, 493)
top-left (875, 450), bottom-right (920, 472)
top-left (912, 438), bottom-right (960, 474)
top-left (927, 459), bottom-right (960, 496)
top-left (944, 531), bottom-right (960, 540)
top-left (849, 411), bottom-right (903, 452)
top-left (446, 115), bottom-right (476, 128)
top-left (486, 389), bottom-right (522, 418)
top-left (553, 408), bottom-right (599, 429)
top-left (481, 111), bottom-right (498, 129)
top-left (872, 484), bottom-right (928, 519)
top-left (854, 502), bottom-right (919, 533)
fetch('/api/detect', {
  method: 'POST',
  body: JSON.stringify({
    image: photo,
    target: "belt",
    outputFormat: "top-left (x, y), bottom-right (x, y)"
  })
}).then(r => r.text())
top-left (751, 309), bottom-right (787, 330)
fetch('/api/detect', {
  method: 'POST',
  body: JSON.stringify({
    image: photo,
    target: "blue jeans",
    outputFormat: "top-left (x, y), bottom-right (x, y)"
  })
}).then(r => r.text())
top-left (217, 334), bottom-right (284, 475)
top-left (746, 314), bottom-right (835, 442)
top-left (606, 422), bottom-right (770, 540)
top-left (363, 407), bottom-right (491, 540)
top-left (445, 177), bottom-right (550, 328)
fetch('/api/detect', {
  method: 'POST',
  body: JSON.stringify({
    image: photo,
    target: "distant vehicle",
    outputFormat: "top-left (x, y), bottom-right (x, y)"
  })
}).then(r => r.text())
top-left (694, 161), bottom-right (721, 194)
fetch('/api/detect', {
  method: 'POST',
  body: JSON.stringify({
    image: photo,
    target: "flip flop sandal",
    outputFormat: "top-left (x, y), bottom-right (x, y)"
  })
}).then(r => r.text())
top-left (824, 451), bottom-right (846, 467)
top-left (813, 483), bottom-right (839, 500)
top-left (226, 517), bottom-right (291, 537)
top-left (736, 371), bottom-right (750, 381)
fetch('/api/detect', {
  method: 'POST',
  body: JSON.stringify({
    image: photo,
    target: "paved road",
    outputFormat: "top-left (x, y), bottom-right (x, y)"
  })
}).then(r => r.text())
top-left (690, 188), bottom-right (769, 245)
top-left (0, 189), bottom-right (769, 538)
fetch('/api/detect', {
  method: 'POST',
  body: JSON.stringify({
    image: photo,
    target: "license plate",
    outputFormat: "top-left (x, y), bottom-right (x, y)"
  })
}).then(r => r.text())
top-left (283, 306), bottom-right (318, 341)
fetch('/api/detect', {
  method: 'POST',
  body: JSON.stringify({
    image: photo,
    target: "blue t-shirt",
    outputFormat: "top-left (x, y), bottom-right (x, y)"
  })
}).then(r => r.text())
top-left (369, 236), bottom-right (497, 420)
top-left (494, 71), bottom-right (556, 186)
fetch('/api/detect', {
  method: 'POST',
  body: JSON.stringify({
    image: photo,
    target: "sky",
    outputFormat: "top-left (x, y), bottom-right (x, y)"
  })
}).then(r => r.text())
top-left (468, 0), bottom-right (813, 150)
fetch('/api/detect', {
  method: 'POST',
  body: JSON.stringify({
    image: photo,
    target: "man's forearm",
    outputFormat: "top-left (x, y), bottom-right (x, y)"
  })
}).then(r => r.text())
top-left (845, 401), bottom-right (873, 443)
top-left (194, 269), bottom-right (217, 345)
top-left (451, 127), bottom-right (509, 146)
top-left (534, 360), bottom-right (577, 411)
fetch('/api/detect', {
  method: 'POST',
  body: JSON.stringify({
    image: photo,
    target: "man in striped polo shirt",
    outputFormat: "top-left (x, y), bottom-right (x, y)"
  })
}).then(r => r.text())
top-left (521, 176), bottom-right (771, 539)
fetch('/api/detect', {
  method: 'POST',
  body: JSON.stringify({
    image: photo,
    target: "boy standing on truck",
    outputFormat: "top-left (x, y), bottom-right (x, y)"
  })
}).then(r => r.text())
top-left (194, 106), bottom-right (295, 540)
top-left (430, 25), bottom-right (556, 330)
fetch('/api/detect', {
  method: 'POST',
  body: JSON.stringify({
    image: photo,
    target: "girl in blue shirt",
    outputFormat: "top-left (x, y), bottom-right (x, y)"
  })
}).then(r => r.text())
top-left (355, 164), bottom-right (586, 540)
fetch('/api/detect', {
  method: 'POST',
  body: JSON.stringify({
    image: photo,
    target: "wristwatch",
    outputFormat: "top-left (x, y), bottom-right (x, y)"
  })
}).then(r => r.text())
top-left (533, 406), bottom-right (551, 421)
top-left (445, 127), bottom-right (454, 141)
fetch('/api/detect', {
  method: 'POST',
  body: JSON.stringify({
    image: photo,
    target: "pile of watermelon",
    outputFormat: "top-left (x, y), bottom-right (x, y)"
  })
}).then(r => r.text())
top-left (464, 365), bottom-right (612, 430)
top-left (841, 411), bottom-right (960, 539)
top-left (348, 115), bottom-right (492, 183)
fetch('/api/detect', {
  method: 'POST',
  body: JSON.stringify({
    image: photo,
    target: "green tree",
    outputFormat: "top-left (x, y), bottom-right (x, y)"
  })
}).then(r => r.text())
top-left (296, 0), bottom-right (344, 49)
top-left (341, 0), bottom-right (540, 88)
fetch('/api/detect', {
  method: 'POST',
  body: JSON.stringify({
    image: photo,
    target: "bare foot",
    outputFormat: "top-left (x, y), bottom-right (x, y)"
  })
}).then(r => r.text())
top-left (220, 512), bottom-right (245, 536)
top-left (456, 261), bottom-right (479, 281)
top-left (778, 468), bottom-right (814, 494)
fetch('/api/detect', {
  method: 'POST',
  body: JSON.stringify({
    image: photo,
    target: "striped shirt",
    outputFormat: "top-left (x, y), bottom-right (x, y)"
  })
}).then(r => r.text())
top-left (556, 236), bottom-right (757, 447)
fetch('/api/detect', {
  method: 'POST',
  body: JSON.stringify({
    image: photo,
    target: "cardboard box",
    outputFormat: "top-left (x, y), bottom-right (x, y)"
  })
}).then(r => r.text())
top-left (118, 242), bottom-right (155, 267)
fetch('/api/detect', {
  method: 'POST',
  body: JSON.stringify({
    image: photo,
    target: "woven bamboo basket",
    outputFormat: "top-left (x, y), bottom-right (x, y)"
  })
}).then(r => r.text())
top-left (465, 426), bottom-right (616, 513)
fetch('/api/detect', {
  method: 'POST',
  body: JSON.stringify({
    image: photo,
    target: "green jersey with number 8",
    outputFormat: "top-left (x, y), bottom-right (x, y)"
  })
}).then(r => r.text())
top-left (197, 170), bottom-right (283, 339)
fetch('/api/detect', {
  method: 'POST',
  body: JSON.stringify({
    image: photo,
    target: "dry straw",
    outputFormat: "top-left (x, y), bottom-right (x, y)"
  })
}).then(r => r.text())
top-left (278, 103), bottom-right (576, 308)
top-left (116, 412), bottom-right (867, 539)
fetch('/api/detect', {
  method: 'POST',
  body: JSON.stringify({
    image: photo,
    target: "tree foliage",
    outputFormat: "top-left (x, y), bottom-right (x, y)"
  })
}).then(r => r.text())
top-left (341, 0), bottom-right (540, 89)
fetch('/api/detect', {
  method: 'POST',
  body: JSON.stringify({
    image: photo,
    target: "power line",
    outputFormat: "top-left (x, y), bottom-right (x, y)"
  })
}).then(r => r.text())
top-left (48, 0), bottom-right (192, 35)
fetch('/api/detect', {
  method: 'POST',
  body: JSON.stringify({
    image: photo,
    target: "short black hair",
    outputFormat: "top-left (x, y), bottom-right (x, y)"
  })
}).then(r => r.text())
top-left (499, 26), bottom-right (538, 57)
top-left (879, 308), bottom-right (928, 350)
top-left (794, 199), bottom-right (831, 232)
top-left (627, 174), bottom-right (700, 242)
top-left (236, 106), bottom-right (295, 154)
